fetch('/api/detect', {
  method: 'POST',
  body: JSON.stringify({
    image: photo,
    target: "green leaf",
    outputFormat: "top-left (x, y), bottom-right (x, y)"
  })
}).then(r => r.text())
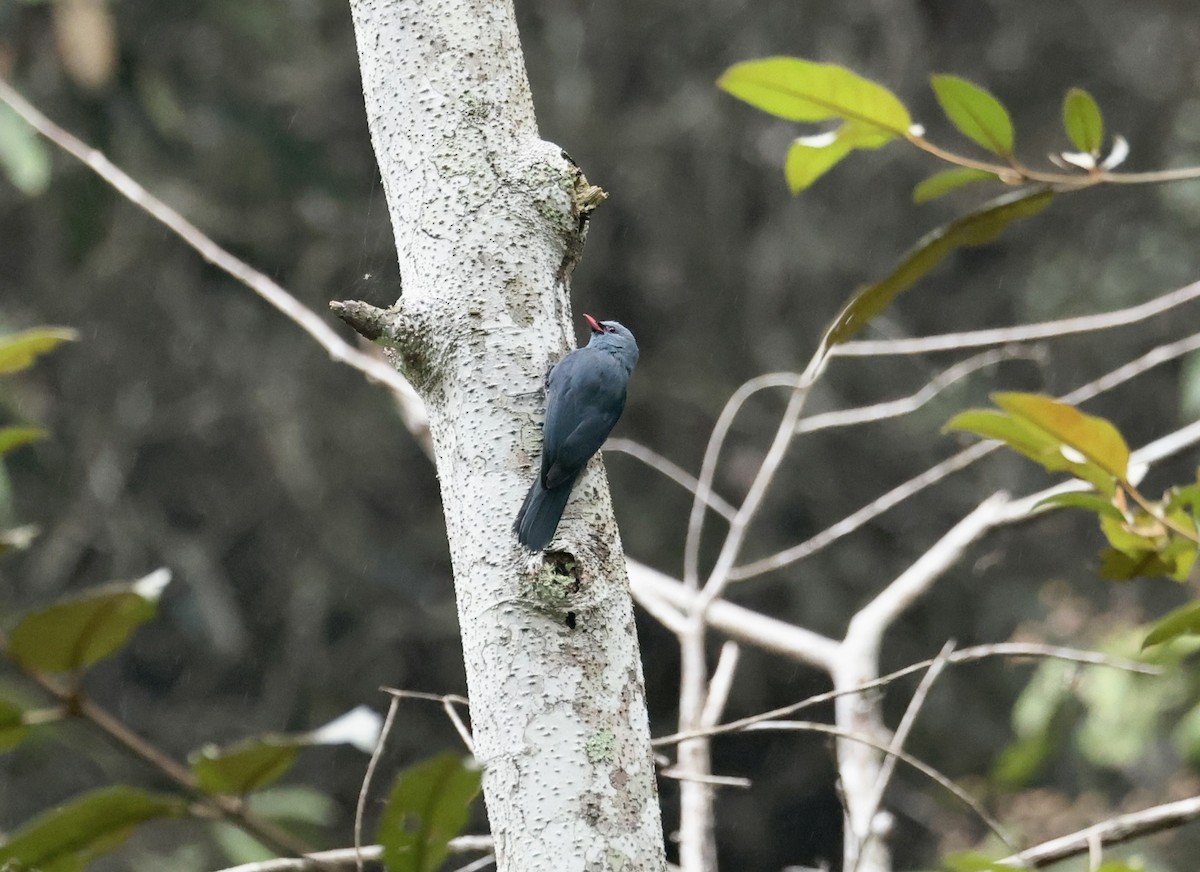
top-left (378, 752), bottom-right (482, 872)
top-left (912, 167), bottom-right (998, 203)
top-left (1143, 601), bottom-right (1200, 649)
top-left (1034, 491), bottom-right (1124, 520)
top-left (1100, 547), bottom-right (1171, 581)
top-left (0, 327), bottom-right (79, 375)
top-left (993, 393), bottom-right (1130, 481)
top-left (190, 736), bottom-right (303, 795)
top-left (823, 187), bottom-right (1053, 346)
top-left (784, 122), bottom-right (894, 193)
top-left (0, 699), bottom-right (29, 752)
top-left (718, 56), bottom-right (912, 135)
top-left (247, 786), bottom-right (336, 826)
top-left (8, 569), bottom-right (171, 673)
top-left (941, 851), bottom-right (1009, 872)
top-left (931, 74), bottom-right (1016, 156)
top-left (0, 786), bottom-right (185, 872)
top-left (0, 103), bottom-right (52, 196)
top-left (1063, 87), bottom-right (1104, 155)
top-left (0, 425), bottom-right (47, 456)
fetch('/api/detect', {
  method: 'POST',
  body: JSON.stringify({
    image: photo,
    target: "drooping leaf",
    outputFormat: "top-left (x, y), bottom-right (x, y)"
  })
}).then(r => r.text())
top-left (1034, 491), bottom-right (1125, 521)
top-left (378, 752), bottom-right (482, 872)
top-left (0, 425), bottom-right (47, 456)
top-left (784, 122), bottom-right (894, 193)
top-left (0, 699), bottom-right (29, 752)
top-left (993, 393), bottom-right (1130, 480)
top-left (823, 187), bottom-right (1053, 346)
top-left (718, 57), bottom-right (912, 135)
top-left (0, 327), bottom-right (78, 375)
top-left (0, 103), bottom-right (52, 196)
top-left (1063, 87), bottom-right (1104, 155)
top-left (1144, 602), bottom-right (1200, 649)
top-left (190, 736), bottom-right (303, 795)
top-left (8, 569), bottom-right (171, 673)
top-left (931, 74), bottom-right (1015, 156)
top-left (1099, 547), bottom-right (1171, 581)
top-left (0, 786), bottom-right (185, 872)
top-left (912, 167), bottom-right (998, 203)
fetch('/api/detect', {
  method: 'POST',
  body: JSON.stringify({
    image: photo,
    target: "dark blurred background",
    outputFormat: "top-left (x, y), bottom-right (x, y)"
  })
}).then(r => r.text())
top-left (3, 1), bottom-right (1200, 869)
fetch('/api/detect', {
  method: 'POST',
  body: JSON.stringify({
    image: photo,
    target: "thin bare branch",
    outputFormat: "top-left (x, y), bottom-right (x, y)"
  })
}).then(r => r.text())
top-left (381, 688), bottom-right (473, 751)
top-left (210, 836), bottom-right (494, 872)
top-left (700, 642), bottom-right (741, 729)
top-left (796, 348), bottom-right (1040, 434)
top-left (743, 719), bottom-right (1020, 857)
top-left (605, 438), bottom-right (737, 521)
top-left (657, 769), bottom-right (753, 789)
top-left (999, 794), bottom-right (1200, 868)
top-left (355, 695), bottom-right (400, 872)
top-left (0, 78), bottom-right (416, 409)
top-left (652, 642), bottom-right (1156, 748)
top-left (834, 278), bottom-right (1200, 357)
top-left (850, 642), bottom-right (956, 872)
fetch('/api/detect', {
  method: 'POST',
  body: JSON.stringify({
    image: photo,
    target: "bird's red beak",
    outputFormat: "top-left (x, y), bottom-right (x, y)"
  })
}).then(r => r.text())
top-left (584, 314), bottom-right (603, 334)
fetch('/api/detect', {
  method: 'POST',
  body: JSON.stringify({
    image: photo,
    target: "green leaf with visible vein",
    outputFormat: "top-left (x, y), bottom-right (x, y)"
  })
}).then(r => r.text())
top-left (718, 57), bottom-right (912, 135)
top-left (823, 188), bottom-right (1053, 347)
top-left (1063, 87), bottom-right (1104, 155)
top-left (0, 786), bottom-right (185, 872)
top-left (931, 74), bottom-right (1015, 156)
top-left (912, 167), bottom-right (998, 203)
top-left (993, 393), bottom-right (1130, 481)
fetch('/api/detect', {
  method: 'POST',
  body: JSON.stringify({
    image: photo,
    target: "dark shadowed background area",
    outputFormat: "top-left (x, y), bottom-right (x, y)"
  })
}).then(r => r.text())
top-left (3, 0), bottom-right (1200, 869)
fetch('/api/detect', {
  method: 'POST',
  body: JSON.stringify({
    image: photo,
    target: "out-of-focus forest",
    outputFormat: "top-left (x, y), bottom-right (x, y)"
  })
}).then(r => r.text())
top-left (3, 1), bottom-right (1200, 870)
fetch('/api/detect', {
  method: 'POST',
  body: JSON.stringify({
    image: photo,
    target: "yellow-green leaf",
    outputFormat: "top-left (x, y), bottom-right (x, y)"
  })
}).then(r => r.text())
top-left (8, 569), bottom-right (171, 673)
top-left (784, 122), bottom-right (894, 193)
top-left (0, 327), bottom-right (78, 375)
top-left (1063, 87), bottom-right (1104, 155)
top-left (0, 699), bottom-right (29, 752)
top-left (0, 786), bottom-right (185, 872)
top-left (912, 167), bottom-right (998, 203)
top-left (1144, 602), bottom-right (1200, 649)
top-left (0, 425), bottom-right (47, 455)
top-left (931, 74), bottom-right (1015, 156)
top-left (823, 188), bottom-right (1053, 346)
top-left (718, 57), bottom-right (912, 136)
top-left (1034, 491), bottom-right (1124, 521)
top-left (993, 393), bottom-right (1130, 480)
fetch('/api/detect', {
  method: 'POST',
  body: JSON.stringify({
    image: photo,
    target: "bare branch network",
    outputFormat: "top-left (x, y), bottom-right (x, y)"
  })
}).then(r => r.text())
top-left (4, 68), bottom-right (1200, 872)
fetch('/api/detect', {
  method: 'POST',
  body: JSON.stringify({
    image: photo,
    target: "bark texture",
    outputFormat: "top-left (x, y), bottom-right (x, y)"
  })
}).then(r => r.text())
top-left (345, 2), bottom-right (666, 870)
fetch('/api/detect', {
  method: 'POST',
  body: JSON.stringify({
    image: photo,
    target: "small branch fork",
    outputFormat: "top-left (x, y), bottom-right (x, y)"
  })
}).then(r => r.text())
top-left (6, 76), bottom-right (1200, 872)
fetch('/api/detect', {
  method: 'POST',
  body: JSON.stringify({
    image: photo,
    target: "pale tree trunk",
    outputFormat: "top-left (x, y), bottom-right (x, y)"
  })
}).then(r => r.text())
top-left (341, 2), bottom-right (667, 871)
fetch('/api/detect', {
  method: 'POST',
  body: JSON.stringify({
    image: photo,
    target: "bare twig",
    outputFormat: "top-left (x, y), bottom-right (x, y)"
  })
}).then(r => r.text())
top-left (652, 641), bottom-right (1157, 748)
top-left (700, 642), bottom-right (741, 729)
top-left (0, 78), bottom-right (416, 409)
top-left (998, 794), bottom-right (1200, 868)
top-left (210, 836), bottom-right (494, 872)
top-left (355, 695), bottom-right (400, 872)
top-left (605, 438), bottom-right (737, 521)
top-left (381, 689), bottom-right (473, 751)
top-left (796, 348), bottom-right (1039, 434)
top-left (835, 279), bottom-right (1200, 357)
top-left (743, 719), bottom-right (1020, 857)
top-left (850, 642), bottom-right (956, 872)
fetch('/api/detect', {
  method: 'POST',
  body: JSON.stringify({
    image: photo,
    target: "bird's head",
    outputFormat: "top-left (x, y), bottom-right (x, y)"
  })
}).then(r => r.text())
top-left (584, 313), bottom-right (639, 370)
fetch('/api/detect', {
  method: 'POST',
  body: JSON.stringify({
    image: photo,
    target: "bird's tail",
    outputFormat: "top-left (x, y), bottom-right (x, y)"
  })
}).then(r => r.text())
top-left (515, 476), bottom-right (578, 551)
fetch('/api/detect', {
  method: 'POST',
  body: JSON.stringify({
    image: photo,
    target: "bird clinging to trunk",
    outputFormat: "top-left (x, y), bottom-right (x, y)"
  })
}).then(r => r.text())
top-left (515, 314), bottom-right (638, 551)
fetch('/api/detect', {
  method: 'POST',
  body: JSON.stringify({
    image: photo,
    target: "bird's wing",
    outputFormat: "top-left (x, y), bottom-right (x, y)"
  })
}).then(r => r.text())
top-left (541, 350), bottom-right (627, 490)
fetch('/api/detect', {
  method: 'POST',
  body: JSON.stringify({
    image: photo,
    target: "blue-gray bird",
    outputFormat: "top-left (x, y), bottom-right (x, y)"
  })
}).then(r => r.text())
top-left (515, 314), bottom-right (639, 551)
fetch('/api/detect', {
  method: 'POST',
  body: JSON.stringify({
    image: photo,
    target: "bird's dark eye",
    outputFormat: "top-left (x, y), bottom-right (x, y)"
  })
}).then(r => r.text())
top-left (605, 325), bottom-right (615, 333)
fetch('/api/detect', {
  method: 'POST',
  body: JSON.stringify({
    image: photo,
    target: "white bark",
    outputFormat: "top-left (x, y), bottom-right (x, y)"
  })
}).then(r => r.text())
top-left (344, 2), bottom-right (666, 871)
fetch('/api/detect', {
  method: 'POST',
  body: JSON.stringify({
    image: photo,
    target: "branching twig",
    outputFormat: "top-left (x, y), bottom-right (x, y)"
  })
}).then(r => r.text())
top-left (355, 694), bottom-right (400, 872)
top-left (210, 836), bottom-right (495, 872)
top-left (834, 278), bottom-right (1200, 357)
top-left (998, 794), bottom-right (1200, 868)
top-left (605, 438), bottom-right (737, 521)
